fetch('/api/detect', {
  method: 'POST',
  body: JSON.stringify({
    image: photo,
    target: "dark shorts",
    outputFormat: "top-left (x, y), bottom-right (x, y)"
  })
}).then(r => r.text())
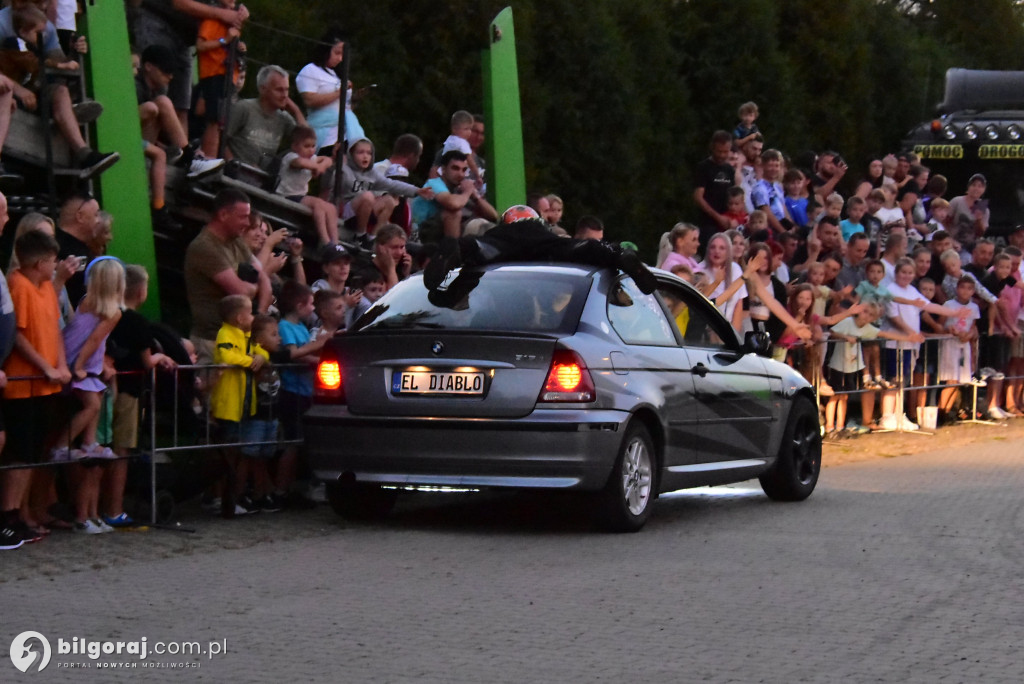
top-left (217, 419), bottom-right (241, 445)
top-left (278, 390), bottom-right (311, 441)
top-left (884, 348), bottom-right (915, 381)
top-left (827, 369), bottom-right (862, 393)
top-left (240, 419), bottom-right (279, 459)
top-left (3, 394), bottom-right (69, 464)
top-left (196, 74), bottom-right (229, 123)
top-left (914, 338), bottom-right (940, 376)
top-left (286, 194), bottom-right (306, 203)
top-left (981, 334), bottom-right (1011, 372)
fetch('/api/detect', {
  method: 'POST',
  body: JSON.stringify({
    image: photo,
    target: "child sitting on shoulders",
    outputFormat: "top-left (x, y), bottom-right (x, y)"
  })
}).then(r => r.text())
top-left (276, 126), bottom-right (338, 245)
top-left (733, 101), bottom-right (760, 146)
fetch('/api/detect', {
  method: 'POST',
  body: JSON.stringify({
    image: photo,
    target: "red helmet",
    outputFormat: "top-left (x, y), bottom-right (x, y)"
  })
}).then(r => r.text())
top-left (501, 205), bottom-right (539, 224)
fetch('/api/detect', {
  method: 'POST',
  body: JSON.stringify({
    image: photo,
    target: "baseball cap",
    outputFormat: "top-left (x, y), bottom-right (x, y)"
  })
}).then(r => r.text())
top-left (319, 243), bottom-right (352, 264)
top-left (969, 173), bottom-right (987, 186)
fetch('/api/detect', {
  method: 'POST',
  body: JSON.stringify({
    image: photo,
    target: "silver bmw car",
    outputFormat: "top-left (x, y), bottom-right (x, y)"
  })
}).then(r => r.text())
top-left (305, 263), bottom-right (821, 531)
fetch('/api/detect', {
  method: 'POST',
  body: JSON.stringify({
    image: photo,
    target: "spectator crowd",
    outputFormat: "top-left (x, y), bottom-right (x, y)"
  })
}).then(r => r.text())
top-left (2, 4), bottom-right (1023, 552)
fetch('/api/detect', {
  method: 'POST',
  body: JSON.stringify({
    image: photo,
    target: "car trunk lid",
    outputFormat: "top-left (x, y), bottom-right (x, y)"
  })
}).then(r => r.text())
top-left (334, 332), bottom-right (560, 418)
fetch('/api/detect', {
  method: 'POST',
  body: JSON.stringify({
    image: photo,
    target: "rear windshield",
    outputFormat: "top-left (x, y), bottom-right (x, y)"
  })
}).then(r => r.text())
top-left (354, 269), bottom-right (591, 334)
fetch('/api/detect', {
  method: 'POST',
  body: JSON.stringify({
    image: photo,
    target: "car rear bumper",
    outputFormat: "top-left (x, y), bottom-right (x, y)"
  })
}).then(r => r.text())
top-left (303, 405), bottom-right (631, 491)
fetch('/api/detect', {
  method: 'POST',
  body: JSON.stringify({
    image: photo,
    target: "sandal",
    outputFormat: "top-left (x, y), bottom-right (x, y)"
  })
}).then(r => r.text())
top-left (41, 517), bottom-right (73, 530)
top-left (27, 523), bottom-right (51, 536)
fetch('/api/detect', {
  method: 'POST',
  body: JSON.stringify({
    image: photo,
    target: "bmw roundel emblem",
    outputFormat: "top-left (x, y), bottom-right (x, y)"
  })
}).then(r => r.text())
top-left (431, 341), bottom-right (445, 355)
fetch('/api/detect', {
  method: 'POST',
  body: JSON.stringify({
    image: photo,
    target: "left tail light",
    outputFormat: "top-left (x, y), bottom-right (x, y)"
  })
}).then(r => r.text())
top-left (538, 349), bottom-right (596, 403)
top-left (314, 348), bottom-right (346, 404)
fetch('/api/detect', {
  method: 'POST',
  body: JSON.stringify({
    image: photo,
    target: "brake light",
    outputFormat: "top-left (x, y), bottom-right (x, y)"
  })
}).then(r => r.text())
top-left (539, 350), bottom-right (595, 402)
top-left (314, 351), bottom-right (345, 403)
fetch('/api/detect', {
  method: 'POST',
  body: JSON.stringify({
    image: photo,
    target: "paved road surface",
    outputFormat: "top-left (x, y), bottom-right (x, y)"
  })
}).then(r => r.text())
top-left (3, 438), bottom-right (1023, 682)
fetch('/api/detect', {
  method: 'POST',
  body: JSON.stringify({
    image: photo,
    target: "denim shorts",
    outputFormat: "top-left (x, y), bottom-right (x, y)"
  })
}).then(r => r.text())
top-left (240, 419), bottom-right (279, 460)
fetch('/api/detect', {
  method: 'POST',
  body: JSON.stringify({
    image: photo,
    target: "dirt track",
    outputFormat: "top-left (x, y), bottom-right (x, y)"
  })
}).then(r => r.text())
top-left (823, 416), bottom-right (1024, 467)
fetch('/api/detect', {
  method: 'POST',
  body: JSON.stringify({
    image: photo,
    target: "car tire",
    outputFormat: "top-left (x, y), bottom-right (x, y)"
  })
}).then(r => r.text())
top-left (596, 422), bottom-right (656, 532)
top-left (325, 481), bottom-right (399, 520)
top-left (759, 395), bottom-right (821, 501)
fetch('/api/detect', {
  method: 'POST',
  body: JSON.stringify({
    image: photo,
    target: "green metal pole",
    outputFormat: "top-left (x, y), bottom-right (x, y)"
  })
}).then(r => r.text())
top-left (484, 7), bottom-right (526, 213)
top-left (82, 2), bottom-right (161, 319)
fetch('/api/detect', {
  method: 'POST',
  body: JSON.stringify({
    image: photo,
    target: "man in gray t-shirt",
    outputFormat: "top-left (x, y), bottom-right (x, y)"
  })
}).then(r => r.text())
top-left (225, 65), bottom-right (305, 169)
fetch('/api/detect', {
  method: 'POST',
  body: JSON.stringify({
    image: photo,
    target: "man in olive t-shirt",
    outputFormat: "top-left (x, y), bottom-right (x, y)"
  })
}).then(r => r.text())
top-left (184, 188), bottom-right (269, 362)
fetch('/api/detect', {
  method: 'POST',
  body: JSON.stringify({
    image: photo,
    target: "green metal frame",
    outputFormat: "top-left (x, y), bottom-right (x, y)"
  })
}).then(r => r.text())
top-left (82, 1), bottom-right (160, 318)
top-left (484, 7), bottom-right (526, 213)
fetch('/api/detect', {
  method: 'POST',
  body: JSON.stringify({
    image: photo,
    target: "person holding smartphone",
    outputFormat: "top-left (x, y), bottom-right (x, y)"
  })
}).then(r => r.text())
top-left (949, 173), bottom-right (990, 256)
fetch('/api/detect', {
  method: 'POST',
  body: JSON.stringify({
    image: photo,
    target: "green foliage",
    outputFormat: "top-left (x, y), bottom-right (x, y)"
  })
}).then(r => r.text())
top-left (243, 0), bottom-right (1024, 256)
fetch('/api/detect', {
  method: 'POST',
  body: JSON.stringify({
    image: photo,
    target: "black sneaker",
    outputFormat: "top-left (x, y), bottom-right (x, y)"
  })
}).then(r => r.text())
top-left (237, 494), bottom-right (259, 514)
top-left (151, 206), bottom-right (183, 233)
top-left (423, 238), bottom-right (463, 290)
top-left (255, 495), bottom-right (281, 513)
top-left (72, 99), bottom-right (104, 123)
top-left (8, 516), bottom-right (42, 544)
top-left (356, 233), bottom-right (375, 250)
top-left (77, 149), bottom-right (120, 173)
top-left (164, 145), bottom-right (184, 165)
top-left (0, 521), bottom-right (23, 550)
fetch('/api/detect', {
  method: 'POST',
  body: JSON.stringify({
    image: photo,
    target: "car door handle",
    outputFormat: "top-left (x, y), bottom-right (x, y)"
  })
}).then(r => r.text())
top-left (691, 363), bottom-right (708, 377)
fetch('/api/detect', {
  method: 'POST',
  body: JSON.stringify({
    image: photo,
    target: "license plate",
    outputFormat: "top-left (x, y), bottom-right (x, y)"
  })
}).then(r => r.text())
top-left (392, 370), bottom-right (485, 395)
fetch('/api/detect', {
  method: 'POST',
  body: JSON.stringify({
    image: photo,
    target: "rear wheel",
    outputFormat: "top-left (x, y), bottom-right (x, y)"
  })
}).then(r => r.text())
top-left (326, 481), bottom-right (399, 520)
top-left (759, 396), bottom-right (821, 501)
top-left (596, 423), bottom-right (656, 532)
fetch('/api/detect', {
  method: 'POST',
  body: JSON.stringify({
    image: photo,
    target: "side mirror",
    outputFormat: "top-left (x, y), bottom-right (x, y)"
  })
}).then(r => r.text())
top-left (744, 330), bottom-right (773, 357)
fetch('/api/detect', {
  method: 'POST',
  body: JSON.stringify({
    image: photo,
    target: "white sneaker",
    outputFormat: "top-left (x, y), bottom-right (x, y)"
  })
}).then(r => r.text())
top-left (81, 443), bottom-right (115, 459)
top-left (879, 414), bottom-right (898, 430)
top-left (897, 414), bottom-right (920, 431)
top-left (988, 406), bottom-right (1010, 420)
top-left (50, 446), bottom-right (72, 462)
top-left (92, 518), bottom-right (115, 533)
top-left (74, 519), bottom-right (104, 535)
top-left (187, 157), bottom-right (225, 179)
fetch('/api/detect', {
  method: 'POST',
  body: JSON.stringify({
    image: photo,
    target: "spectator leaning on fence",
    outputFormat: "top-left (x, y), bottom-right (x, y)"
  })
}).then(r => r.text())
top-left (184, 188), bottom-right (270, 364)
top-left (103, 265), bottom-right (176, 529)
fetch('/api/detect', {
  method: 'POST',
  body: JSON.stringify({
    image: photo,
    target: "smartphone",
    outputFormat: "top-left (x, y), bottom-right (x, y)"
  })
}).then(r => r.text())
top-left (75, 256), bottom-right (88, 272)
top-left (975, 199), bottom-right (989, 212)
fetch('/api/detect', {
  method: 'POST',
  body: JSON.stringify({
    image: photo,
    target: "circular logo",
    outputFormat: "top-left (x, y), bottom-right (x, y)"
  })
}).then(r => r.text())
top-left (10, 631), bottom-right (51, 673)
top-left (431, 341), bottom-right (445, 356)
